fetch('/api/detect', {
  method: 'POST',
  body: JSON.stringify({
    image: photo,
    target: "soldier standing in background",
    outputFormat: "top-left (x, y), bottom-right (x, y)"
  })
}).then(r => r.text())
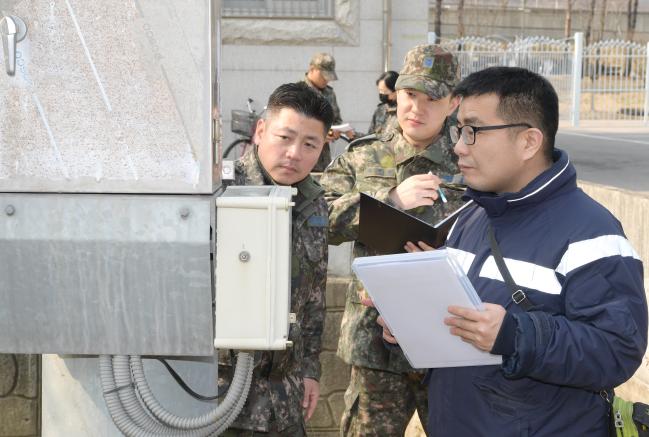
top-left (368, 70), bottom-right (399, 136)
top-left (320, 45), bottom-right (463, 437)
top-left (220, 82), bottom-right (333, 436)
top-left (302, 52), bottom-right (354, 172)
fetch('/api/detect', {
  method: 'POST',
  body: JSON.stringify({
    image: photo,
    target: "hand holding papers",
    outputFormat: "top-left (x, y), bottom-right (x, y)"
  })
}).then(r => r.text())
top-left (352, 250), bottom-right (502, 368)
top-left (328, 123), bottom-right (354, 142)
top-left (330, 122), bottom-right (352, 132)
top-left (445, 302), bottom-right (508, 353)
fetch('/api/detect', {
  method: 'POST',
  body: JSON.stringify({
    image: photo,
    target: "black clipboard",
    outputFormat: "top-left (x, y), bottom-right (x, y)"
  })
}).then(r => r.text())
top-left (358, 193), bottom-right (472, 254)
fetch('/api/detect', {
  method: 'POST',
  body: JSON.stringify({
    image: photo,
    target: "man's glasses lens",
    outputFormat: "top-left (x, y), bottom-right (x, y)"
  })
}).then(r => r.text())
top-left (450, 125), bottom-right (475, 145)
top-left (451, 123), bottom-right (532, 145)
top-left (464, 126), bottom-right (475, 144)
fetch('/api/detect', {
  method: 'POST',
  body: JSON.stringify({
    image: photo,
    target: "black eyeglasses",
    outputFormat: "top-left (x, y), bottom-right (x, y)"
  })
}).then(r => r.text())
top-left (450, 123), bottom-right (532, 145)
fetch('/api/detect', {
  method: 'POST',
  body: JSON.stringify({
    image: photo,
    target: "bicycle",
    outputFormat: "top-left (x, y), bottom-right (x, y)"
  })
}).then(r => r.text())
top-left (223, 98), bottom-right (261, 159)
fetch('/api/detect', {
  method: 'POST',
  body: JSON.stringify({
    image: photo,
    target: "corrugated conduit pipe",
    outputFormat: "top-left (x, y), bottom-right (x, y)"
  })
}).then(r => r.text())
top-left (99, 352), bottom-right (253, 436)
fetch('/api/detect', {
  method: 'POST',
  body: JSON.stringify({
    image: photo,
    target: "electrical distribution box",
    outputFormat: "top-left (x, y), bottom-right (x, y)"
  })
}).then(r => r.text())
top-left (214, 185), bottom-right (295, 351)
top-left (0, 0), bottom-right (221, 356)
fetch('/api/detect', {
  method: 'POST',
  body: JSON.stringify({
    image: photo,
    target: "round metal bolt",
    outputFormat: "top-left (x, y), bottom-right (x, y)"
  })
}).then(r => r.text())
top-left (239, 251), bottom-right (251, 262)
top-left (5, 205), bottom-right (15, 216)
top-left (179, 208), bottom-right (190, 219)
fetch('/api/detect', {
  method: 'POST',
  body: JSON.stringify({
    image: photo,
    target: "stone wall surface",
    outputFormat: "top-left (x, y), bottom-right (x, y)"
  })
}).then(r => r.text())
top-left (307, 276), bottom-right (351, 436)
top-left (578, 182), bottom-right (649, 403)
top-left (0, 355), bottom-right (39, 437)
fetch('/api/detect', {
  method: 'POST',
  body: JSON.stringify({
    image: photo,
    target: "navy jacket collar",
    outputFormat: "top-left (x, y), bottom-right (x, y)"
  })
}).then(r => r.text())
top-left (463, 149), bottom-right (576, 217)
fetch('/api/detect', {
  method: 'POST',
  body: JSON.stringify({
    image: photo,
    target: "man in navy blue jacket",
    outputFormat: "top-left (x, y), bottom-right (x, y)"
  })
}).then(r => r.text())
top-left (380, 66), bottom-right (647, 436)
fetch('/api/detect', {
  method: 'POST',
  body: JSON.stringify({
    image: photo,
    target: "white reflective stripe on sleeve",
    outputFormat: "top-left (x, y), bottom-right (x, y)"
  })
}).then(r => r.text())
top-left (447, 247), bottom-right (475, 275)
top-left (480, 256), bottom-right (563, 295)
top-left (555, 235), bottom-right (642, 276)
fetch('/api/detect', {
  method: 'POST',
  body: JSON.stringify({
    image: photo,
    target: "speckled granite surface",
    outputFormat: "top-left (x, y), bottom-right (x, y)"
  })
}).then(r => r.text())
top-left (0, 0), bottom-right (216, 193)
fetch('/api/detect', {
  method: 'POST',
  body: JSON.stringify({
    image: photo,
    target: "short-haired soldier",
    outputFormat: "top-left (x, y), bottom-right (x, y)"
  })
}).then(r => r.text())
top-left (220, 82), bottom-right (334, 436)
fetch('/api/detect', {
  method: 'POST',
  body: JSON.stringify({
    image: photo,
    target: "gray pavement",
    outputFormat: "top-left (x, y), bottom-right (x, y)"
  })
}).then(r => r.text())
top-left (556, 128), bottom-right (649, 192)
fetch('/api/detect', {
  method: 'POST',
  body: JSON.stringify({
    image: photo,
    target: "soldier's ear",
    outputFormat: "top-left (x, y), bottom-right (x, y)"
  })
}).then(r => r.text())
top-left (447, 96), bottom-right (460, 115)
top-left (254, 118), bottom-right (266, 142)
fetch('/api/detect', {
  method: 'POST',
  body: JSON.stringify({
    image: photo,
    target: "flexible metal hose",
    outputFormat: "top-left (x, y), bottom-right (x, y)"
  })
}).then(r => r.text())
top-left (129, 353), bottom-right (253, 430)
top-left (111, 355), bottom-right (173, 434)
top-left (211, 356), bottom-right (254, 435)
top-left (99, 352), bottom-right (254, 436)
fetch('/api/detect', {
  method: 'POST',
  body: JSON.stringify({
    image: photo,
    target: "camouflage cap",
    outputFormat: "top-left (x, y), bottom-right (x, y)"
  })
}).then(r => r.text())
top-left (394, 44), bottom-right (459, 99)
top-left (309, 52), bottom-right (338, 81)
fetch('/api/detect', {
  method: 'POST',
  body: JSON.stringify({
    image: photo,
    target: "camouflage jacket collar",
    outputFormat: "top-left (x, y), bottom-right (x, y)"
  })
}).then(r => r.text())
top-left (375, 102), bottom-right (397, 112)
top-left (392, 118), bottom-right (452, 167)
top-left (236, 145), bottom-right (271, 185)
top-left (295, 175), bottom-right (324, 205)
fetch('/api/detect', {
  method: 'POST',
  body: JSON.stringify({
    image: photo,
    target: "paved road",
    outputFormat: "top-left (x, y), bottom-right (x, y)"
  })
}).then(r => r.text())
top-left (556, 129), bottom-right (649, 192)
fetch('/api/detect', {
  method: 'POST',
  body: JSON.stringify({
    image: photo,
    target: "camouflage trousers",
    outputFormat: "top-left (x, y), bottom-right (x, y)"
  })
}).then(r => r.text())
top-left (341, 365), bottom-right (429, 437)
top-left (222, 421), bottom-right (306, 437)
top-left (312, 142), bottom-right (332, 172)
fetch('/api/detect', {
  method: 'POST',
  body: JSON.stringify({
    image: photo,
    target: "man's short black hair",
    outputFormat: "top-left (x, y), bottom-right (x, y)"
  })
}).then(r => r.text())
top-left (266, 82), bottom-right (334, 134)
top-left (376, 70), bottom-right (399, 92)
top-left (453, 67), bottom-right (559, 159)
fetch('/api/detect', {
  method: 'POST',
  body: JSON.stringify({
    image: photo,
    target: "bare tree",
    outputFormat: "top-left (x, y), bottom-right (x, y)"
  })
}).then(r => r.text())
top-left (564, 0), bottom-right (574, 38)
top-left (598, 0), bottom-right (608, 40)
top-left (585, 0), bottom-right (597, 44)
top-left (457, 0), bottom-right (465, 37)
top-left (626, 0), bottom-right (639, 41)
top-left (434, 0), bottom-right (443, 42)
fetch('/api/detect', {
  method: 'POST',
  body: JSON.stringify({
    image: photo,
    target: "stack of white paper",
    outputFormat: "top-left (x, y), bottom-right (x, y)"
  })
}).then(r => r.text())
top-left (330, 123), bottom-right (352, 132)
top-left (352, 250), bottom-right (502, 368)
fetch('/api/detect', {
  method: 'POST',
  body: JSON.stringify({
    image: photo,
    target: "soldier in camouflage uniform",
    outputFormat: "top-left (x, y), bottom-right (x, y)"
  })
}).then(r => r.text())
top-left (368, 70), bottom-right (399, 136)
top-left (319, 45), bottom-right (464, 437)
top-left (220, 82), bottom-right (333, 436)
top-left (302, 53), bottom-right (353, 172)
top-left (367, 102), bottom-right (397, 136)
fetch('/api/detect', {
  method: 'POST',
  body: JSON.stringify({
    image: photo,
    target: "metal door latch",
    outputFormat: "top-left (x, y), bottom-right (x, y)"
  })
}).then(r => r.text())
top-left (1, 15), bottom-right (27, 76)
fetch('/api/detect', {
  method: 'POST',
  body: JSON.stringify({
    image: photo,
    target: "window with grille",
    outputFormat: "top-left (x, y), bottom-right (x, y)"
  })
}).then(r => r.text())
top-left (223, 0), bottom-right (335, 19)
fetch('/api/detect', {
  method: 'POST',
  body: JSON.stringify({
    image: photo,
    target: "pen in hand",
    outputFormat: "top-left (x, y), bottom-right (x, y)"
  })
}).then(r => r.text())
top-left (437, 186), bottom-right (448, 203)
top-left (428, 171), bottom-right (448, 203)
top-left (440, 182), bottom-right (466, 192)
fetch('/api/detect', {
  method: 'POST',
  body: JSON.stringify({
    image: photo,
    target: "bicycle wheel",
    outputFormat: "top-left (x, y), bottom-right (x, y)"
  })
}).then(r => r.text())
top-left (223, 138), bottom-right (252, 159)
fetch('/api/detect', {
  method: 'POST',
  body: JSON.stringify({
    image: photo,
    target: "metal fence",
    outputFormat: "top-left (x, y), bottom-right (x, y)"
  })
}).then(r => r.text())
top-left (438, 32), bottom-right (649, 125)
top-left (223, 0), bottom-right (335, 18)
top-left (581, 40), bottom-right (648, 121)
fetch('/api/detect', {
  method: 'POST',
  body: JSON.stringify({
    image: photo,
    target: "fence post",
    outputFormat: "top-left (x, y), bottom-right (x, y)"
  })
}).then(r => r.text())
top-left (644, 42), bottom-right (649, 125)
top-left (571, 32), bottom-right (584, 127)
